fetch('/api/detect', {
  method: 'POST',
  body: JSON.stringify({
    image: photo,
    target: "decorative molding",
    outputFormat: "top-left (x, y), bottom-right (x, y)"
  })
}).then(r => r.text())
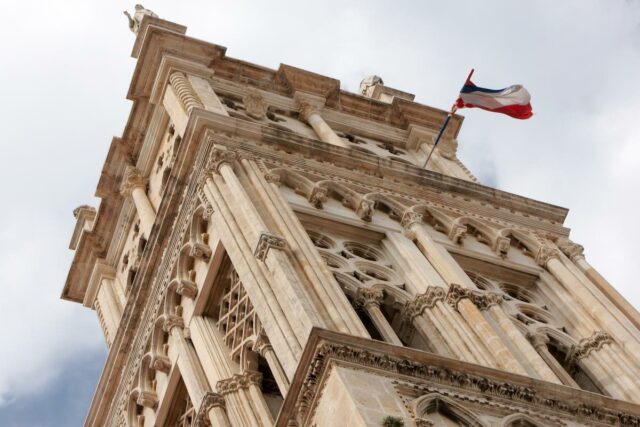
top-left (569, 331), bottom-right (613, 362)
top-left (447, 223), bottom-right (467, 244)
top-left (401, 211), bottom-right (423, 230)
top-left (356, 288), bottom-right (385, 309)
top-left (196, 187), bottom-right (215, 218)
top-left (193, 391), bottom-right (226, 427)
top-left (288, 340), bottom-right (640, 427)
top-left (168, 71), bottom-right (204, 113)
top-left (243, 90), bottom-right (268, 120)
top-left (254, 231), bottom-right (287, 261)
top-left (403, 287), bottom-right (446, 321)
top-left (446, 283), bottom-right (502, 311)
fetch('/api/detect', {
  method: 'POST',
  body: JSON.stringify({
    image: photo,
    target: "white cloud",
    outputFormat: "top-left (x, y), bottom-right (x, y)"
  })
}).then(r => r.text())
top-left (0, 0), bottom-right (638, 418)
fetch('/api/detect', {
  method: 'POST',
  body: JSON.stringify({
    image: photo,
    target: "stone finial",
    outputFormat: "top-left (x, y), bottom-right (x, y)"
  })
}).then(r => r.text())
top-left (124, 4), bottom-right (158, 34)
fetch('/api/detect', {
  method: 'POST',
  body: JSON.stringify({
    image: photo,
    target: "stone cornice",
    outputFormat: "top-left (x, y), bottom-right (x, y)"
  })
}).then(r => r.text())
top-left (185, 110), bottom-right (568, 227)
top-left (277, 328), bottom-right (640, 426)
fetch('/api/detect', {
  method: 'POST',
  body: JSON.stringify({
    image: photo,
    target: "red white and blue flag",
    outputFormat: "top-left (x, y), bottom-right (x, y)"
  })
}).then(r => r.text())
top-left (455, 79), bottom-right (533, 120)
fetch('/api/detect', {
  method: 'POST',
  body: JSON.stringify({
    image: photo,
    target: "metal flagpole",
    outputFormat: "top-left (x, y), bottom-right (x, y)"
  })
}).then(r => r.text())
top-left (422, 68), bottom-right (474, 170)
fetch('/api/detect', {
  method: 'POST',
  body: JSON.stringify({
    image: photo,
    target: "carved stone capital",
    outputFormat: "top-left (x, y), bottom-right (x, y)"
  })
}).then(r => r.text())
top-left (243, 370), bottom-right (263, 387)
top-left (152, 357), bottom-right (171, 374)
top-left (194, 391), bottom-right (226, 427)
top-left (264, 171), bottom-right (281, 186)
top-left (253, 333), bottom-right (273, 357)
top-left (308, 186), bottom-right (328, 209)
top-left (216, 376), bottom-right (240, 395)
top-left (356, 199), bottom-right (375, 222)
top-left (401, 211), bottom-right (423, 230)
top-left (569, 331), bottom-right (613, 362)
top-left (298, 101), bottom-right (322, 122)
top-left (403, 286), bottom-right (446, 321)
top-left (526, 331), bottom-right (550, 350)
top-left (446, 283), bottom-right (472, 310)
top-left (207, 149), bottom-right (237, 175)
top-left (254, 231), bottom-right (287, 261)
top-left (175, 278), bottom-right (198, 299)
top-left (473, 292), bottom-right (503, 311)
top-left (448, 223), bottom-right (467, 244)
top-left (137, 390), bottom-right (158, 408)
top-left (243, 90), bottom-right (267, 119)
top-left (120, 166), bottom-right (146, 196)
top-left (494, 236), bottom-right (511, 258)
top-left (535, 245), bottom-right (560, 267)
top-left (162, 314), bottom-right (184, 333)
top-left (356, 288), bottom-right (384, 309)
top-left (189, 242), bottom-right (212, 260)
top-left (556, 238), bottom-right (585, 261)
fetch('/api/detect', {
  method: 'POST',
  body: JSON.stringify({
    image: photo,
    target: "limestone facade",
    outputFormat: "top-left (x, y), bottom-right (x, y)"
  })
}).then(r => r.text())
top-left (61, 12), bottom-right (640, 427)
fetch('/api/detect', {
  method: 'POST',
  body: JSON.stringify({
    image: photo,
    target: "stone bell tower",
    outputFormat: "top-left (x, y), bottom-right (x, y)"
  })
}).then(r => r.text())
top-left (62, 10), bottom-right (640, 427)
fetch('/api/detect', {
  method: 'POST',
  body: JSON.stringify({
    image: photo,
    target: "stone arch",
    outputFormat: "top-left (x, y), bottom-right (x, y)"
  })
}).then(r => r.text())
top-left (269, 168), bottom-right (315, 198)
top-left (499, 228), bottom-right (541, 259)
top-left (137, 352), bottom-right (159, 409)
top-left (315, 179), bottom-right (361, 209)
top-left (411, 393), bottom-right (487, 427)
top-left (362, 192), bottom-right (408, 220)
top-left (150, 316), bottom-right (171, 373)
top-left (127, 388), bottom-right (144, 427)
top-left (455, 216), bottom-right (499, 246)
top-left (410, 204), bottom-right (456, 235)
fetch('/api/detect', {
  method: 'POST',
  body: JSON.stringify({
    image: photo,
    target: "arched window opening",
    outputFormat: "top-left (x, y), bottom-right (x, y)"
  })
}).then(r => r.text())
top-left (419, 398), bottom-right (476, 427)
top-left (546, 337), bottom-right (603, 394)
top-left (257, 354), bottom-right (284, 419)
top-left (164, 378), bottom-right (195, 427)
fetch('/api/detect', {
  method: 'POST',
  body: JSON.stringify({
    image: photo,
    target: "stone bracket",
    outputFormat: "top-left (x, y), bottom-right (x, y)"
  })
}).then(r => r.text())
top-left (254, 231), bottom-right (287, 261)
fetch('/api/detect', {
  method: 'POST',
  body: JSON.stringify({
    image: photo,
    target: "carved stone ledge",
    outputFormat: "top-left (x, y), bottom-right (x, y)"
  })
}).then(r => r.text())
top-left (569, 331), bottom-right (613, 362)
top-left (193, 391), bottom-right (226, 427)
top-left (254, 231), bottom-right (287, 261)
top-left (207, 149), bottom-right (238, 175)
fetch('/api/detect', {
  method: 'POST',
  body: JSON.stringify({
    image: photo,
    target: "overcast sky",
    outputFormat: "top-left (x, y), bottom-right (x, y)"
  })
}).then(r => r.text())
top-left (1, 1), bottom-right (639, 425)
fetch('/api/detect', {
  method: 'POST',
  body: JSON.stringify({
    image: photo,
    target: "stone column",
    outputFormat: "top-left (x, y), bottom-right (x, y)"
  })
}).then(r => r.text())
top-left (402, 212), bottom-right (528, 375)
top-left (253, 334), bottom-right (290, 397)
top-left (527, 332), bottom-right (579, 387)
top-left (194, 392), bottom-right (231, 427)
top-left (120, 166), bottom-right (156, 237)
top-left (217, 375), bottom-right (261, 427)
top-left (356, 288), bottom-right (403, 346)
top-left (244, 371), bottom-right (274, 426)
top-left (164, 315), bottom-right (211, 410)
top-left (296, 96), bottom-right (348, 148)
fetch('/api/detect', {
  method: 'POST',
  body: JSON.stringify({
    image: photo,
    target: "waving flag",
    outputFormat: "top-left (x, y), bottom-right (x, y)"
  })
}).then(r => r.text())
top-left (455, 79), bottom-right (533, 120)
top-left (422, 69), bottom-right (533, 168)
